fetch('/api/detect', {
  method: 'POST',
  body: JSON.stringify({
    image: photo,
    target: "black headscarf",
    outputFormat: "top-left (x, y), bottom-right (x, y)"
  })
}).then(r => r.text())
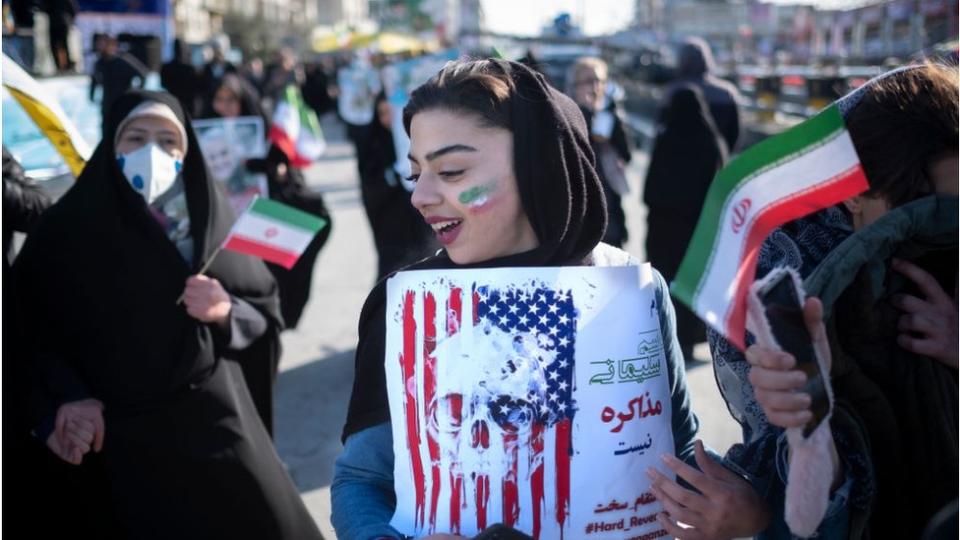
top-left (676, 37), bottom-right (715, 79)
top-left (359, 91), bottom-right (435, 279)
top-left (343, 59), bottom-right (607, 438)
top-left (357, 92), bottom-right (395, 181)
top-left (200, 73), bottom-right (271, 130)
top-left (13, 90), bottom-right (282, 425)
top-left (643, 84), bottom-right (728, 217)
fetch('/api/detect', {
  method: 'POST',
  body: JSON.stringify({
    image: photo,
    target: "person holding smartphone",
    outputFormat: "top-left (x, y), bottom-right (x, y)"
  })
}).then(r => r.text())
top-left (687, 64), bottom-right (958, 539)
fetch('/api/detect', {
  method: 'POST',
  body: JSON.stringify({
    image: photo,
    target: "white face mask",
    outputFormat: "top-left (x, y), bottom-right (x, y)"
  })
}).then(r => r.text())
top-left (116, 142), bottom-right (183, 204)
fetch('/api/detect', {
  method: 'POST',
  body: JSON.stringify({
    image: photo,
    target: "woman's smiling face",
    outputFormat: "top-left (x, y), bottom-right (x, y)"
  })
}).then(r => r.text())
top-left (408, 109), bottom-right (538, 265)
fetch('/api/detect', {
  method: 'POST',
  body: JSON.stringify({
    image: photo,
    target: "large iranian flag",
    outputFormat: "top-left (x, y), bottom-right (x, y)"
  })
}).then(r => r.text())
top-left (223, 197), bottom-right (327, 269)
top-left (671, 104), bottom-right (869, 350)
top-left (269, 84), bottom-right (326, 168)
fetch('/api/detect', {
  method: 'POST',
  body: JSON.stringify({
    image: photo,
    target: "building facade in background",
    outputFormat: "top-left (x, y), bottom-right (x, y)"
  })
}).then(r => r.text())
top-left (317, 0), bottom-right (368, 26)
top-left (633, 0), bottom-right (958, 64)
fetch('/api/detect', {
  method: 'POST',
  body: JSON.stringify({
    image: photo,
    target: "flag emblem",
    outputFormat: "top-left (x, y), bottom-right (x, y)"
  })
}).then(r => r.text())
top-left (732, 198), bottom-right (752, 233)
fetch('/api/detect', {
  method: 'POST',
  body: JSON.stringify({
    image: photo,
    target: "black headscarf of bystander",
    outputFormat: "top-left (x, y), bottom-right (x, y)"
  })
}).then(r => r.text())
top-left (669, 37), bottom-right (741, 152)
top-left (160, 38), bottom-right (202, 118)
top-left (644, 84), bottom-right (728, 230)
top-left (643, 84), bottom-right (727, 359)
top-left (359, 91), bottom-right (435, 279)
top-left (200, 72), bottom-right (271, 127)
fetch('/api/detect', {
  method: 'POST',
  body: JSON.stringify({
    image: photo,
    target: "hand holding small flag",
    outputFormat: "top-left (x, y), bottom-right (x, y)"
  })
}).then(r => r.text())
top-left (182, 275), bottom-right (232, 329)
top-left (176, 196), bottom-right (328, 304)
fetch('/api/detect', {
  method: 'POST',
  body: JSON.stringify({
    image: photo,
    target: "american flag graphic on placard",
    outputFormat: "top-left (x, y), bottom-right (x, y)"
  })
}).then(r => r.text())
top-left (391, 280), bottom-right (578, 538)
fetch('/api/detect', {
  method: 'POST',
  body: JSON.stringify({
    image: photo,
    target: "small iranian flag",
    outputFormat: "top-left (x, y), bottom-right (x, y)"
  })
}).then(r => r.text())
top-left (269, 84), bottom-right (326, 168)
top-left (671, 104), bottom-right (869, 350)
top-left (223, 197), bottom-right (328, 269)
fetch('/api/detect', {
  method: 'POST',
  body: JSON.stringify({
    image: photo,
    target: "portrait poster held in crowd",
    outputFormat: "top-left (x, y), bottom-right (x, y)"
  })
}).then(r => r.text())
top-left (338, 61), bottom-right (383, 126)
top-left (380, 49), bottom-right (460, 181)
top-left (384, 264), bottom-right (675, 539)
top-left (193, 115), bottom-right (269, 214)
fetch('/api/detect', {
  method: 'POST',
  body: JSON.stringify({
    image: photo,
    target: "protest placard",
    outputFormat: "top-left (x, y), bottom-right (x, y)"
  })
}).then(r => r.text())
top-left (193, 116), bottom-right (268, 215)
top-left (337, 62), bottom-right (382, 126)
top-left (385, 264), bottom-right (674, 539)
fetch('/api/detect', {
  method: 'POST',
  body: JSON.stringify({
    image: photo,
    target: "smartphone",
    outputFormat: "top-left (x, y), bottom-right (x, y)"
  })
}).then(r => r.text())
top-left (472, 524), bottom-right (534, 540)
top-left (754, 269), bottom-right (830, 438)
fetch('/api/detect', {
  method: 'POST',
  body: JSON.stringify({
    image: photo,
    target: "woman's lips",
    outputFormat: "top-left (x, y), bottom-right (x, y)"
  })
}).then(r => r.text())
top-left (426, 217), bottom-right (464, 246)
top-left (436, 221), bottom-right (462, 245)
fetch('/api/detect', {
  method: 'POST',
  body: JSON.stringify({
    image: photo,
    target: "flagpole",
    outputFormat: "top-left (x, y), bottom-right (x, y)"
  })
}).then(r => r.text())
top-left (176, 195), bottom-right (259, 305)
top-left (194, 243), bottom-right (226, 275)
top-left (174, 243), bottom-right (226, 305)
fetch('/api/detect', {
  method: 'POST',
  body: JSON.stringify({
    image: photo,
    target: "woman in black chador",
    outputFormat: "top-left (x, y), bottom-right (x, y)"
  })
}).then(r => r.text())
top-left (643, 84), bottom-right (728, 361)
top-left (201, 73), bottom-right (332, 330)
top-left (359, 92), bottom-right (436, 279)
top-left (12, 90), bottom-right (323, 540)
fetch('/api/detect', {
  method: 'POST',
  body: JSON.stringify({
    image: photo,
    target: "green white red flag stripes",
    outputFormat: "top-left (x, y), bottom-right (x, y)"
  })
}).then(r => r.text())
top-left (671, 104), bottom-right (869, 350)
top-left (269, 84), bottom-right (326, 168)
top-left (222, 197), bottom-right (327, 269)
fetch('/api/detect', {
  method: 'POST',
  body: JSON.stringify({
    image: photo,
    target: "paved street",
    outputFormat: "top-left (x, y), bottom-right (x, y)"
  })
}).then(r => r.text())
top-left (273, 118), bottom-right (742, 538)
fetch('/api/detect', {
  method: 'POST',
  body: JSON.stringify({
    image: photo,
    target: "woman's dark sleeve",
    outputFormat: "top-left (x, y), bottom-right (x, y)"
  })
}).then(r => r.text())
top-left (222, 296), bottom-right (269, 350)
top-left (610, 114), bottom-right (632, 163)
top-left (12, 237), bottom-right (92, 430)
top-left (342, 282), bottom-right (391, 441)
top-left (652, 268), bottom-right (699, 463)
top-left (331, 422), bottom-right (404, 540)
top-left (3, 149), bottom-right (52, 234)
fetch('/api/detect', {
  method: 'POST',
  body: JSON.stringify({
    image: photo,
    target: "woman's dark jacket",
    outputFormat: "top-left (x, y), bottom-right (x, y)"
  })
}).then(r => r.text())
top-left (804, 195), bottom-right (958, 538)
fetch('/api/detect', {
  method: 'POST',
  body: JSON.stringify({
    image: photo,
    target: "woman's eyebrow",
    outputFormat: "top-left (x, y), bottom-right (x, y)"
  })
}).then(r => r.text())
top-left (408, 144), bottom-right (478, 164)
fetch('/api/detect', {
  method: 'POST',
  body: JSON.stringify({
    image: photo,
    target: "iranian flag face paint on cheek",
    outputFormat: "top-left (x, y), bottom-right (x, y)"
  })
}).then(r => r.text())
top-left (459, 184), bottom-right (496, 212)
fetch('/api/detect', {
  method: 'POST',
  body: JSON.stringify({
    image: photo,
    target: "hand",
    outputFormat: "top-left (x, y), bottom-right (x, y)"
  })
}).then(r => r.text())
top-left (47, 398), bottom-right (105, 465)
top-left (182, 275), bottom-right (232, 328)
top-left (646, 440), bottom-right (770, 539)
top-left (746, 297), bottom-right (830, 429)
top-left (891, 258), bottom-right (958, 369)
